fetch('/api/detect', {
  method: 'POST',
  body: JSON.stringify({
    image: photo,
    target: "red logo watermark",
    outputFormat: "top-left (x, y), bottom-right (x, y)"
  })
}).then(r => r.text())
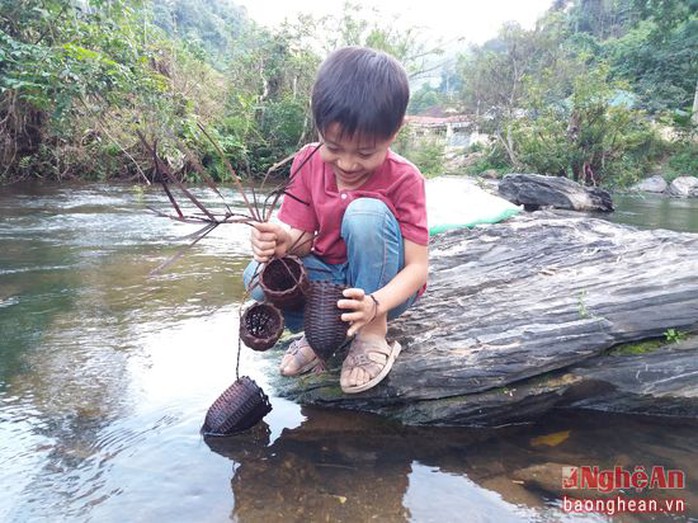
top-left (562, 465), bottom-right (685, 493)
top-left (561, 466), bottom-right (686, 516)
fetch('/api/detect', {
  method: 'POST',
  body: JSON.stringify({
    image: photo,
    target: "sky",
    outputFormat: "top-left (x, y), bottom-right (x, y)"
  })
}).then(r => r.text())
top-left (234, 0), bottom-right (555, 47)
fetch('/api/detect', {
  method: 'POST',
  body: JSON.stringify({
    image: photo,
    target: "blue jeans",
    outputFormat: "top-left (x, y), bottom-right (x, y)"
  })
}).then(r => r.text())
top-left (243, 197), bottom-right (417, 332)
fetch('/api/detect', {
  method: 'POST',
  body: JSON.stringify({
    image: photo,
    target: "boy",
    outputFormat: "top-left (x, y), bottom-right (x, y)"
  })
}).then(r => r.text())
top-left (244, 46), bottom-right (428, 393)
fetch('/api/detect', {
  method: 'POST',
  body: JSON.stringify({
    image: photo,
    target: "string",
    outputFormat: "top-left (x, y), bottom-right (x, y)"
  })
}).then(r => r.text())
top-left (235, 339), bottom-right (242, 380)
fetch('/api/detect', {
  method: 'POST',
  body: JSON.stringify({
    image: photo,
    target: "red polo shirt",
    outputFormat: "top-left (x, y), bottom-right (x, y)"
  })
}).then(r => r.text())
top-left (278, 143), bottom-right (428, 264)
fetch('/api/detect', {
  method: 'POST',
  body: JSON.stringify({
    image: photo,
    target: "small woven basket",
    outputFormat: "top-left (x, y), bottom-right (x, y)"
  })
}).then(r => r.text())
top-left (201, 376), bottom-right (272, 436)
top-left (260, 255), bottom-right (309, 310)
top-left (239, 302), bottom-right (284, 351)
top-left (303, 280), bottom-right (348, 361)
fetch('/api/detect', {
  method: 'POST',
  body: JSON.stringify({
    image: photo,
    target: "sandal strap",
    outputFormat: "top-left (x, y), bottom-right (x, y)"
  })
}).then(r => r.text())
top-left (280, 336), bottom-right (322, 376)
top-left (287, 337), bottom-right (311, 356)
top-left (343, 338), bottom-right (392, 379)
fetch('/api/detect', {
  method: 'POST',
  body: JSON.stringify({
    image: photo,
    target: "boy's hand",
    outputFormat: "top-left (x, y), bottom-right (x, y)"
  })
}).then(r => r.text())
top-left (337, 288), bottom-right (380, 337)
top-left (250, 222), bottom-right (289, 262)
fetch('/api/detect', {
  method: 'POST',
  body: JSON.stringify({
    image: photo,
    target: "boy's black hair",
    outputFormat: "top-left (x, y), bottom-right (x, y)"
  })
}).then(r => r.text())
top-left (311, 46), bottom-right (409, 141)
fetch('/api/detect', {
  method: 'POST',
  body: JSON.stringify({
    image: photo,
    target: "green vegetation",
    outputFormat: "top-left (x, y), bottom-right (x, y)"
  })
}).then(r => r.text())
top-left (607, 329), bottom-right (691, 355)
top-left (450, 1), bottom-right (696, 186)
top-left (423, 1), bottom-right (697, 186)
top-left (608, 339), bottom-right (665, 355)
top-left (0, 0), bottom-right (695, 186)
top-left (664, 328), bottom-right (687, 344)
top-left (1, 0), bottom-right (232, 181)
top-left (393, 126), bottom-right (445, 178)
top-left (0, 0), bottom-right (442, 182)
top-left (577, 290), bottom-right (590, 319)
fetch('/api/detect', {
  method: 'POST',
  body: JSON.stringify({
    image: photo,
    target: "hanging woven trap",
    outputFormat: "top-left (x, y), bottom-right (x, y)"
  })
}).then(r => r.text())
top-left (259, 255), bottom-right (309, 310)
top-left (201, 311), bottom-right (275, 437)
top-left (143, 132), bottom-right (326, 439)
top-left (239, 301), bottom-right (284, 351)
top-left (201, 376), bottom-right (272, 437)
top-left (303, 280), bottom-right (349, 361)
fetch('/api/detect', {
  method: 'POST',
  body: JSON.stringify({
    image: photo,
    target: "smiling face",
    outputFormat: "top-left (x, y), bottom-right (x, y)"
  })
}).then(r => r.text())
top-left (320, 123), bottom-right (396, 190)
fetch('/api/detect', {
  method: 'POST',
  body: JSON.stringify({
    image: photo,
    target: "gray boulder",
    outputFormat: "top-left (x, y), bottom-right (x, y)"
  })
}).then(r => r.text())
top-left (631, 174), bottom-right (668, 193)
top-left (498, 173), bottom-right (613, 212)
top-left (667, 176), bottom-right (698, 198)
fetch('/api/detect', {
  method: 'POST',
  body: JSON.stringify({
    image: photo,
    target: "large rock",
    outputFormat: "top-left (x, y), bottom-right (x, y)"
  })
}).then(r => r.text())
top-left (565, 338), bottom-right (698, 418)
top-left (498, 173), bottom-right (613, 212)
top-left (631, 174), bottom-right (668, 193)
top-left (667, 176), bottom-right (698, 198)
top-left (276, 212), bottom-right (698, 426)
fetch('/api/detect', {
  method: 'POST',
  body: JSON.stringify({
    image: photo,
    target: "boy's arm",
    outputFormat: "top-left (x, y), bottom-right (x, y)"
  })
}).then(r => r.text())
top-left (339, 239), bottom-right (428, 337)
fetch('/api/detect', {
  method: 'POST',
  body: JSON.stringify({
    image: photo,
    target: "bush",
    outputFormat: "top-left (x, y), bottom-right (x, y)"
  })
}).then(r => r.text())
top-left (500, 66), bottom-right (666, 188)
top-left (667, 141), bottom-right (698, 179)
top-left (462, 144), bottom-right (510, 176)
top-left (393, 126), bottom-right (445, 178)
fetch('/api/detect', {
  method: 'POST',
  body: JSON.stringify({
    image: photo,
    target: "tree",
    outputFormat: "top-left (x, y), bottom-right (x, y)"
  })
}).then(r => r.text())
top-left (603, 4), bottom-right (698, 113)
top-left (565, 0), bottom-right (698, 114)
top-left (150, 0), bottom-right (250, 66)
top-left (293, 1), bottom-right (444, 81)
top-left (567, 0), bottom-right (638, 40)
top-left (456, 14), bottom-right (574, 168)
top-left (453, 8), bottom-right (663, 186)
top-left (513, 63), bottom-right (660, 185)
top-left (408, 84), bottom-right (444, 115)
top-left (0, 0), bottom-right (228, 181)
top-left (221, 24), bottom-right (320, 175)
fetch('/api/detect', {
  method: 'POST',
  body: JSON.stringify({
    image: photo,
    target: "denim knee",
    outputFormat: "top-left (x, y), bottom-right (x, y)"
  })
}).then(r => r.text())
top-left (341, 197), bottom-right (394, 239)
top-left (341, 197), bottom-right (404, 295)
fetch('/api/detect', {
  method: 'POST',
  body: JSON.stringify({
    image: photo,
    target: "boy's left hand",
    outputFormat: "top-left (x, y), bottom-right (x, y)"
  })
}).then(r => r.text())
top-left (337, 288), bottom-right (379, 337)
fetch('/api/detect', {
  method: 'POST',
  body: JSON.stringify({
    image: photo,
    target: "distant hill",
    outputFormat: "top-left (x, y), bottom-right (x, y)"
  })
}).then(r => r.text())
top-left (151, 0), bottom-right (252, 64)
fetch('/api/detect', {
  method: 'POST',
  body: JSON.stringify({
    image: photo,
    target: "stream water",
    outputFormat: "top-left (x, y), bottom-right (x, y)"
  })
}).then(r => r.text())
top-left (0, 182), bottom-right (696, 523)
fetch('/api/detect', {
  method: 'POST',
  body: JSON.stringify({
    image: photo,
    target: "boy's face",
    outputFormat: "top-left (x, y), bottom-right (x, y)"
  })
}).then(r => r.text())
top-left (319, 123), bottom-right (395, 188)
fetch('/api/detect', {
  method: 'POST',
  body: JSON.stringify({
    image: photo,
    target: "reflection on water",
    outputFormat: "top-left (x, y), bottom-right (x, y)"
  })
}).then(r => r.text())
top-left (206, 409), bottom-right (697, 523)
top-left (0, 183), bottom-right (696, 522)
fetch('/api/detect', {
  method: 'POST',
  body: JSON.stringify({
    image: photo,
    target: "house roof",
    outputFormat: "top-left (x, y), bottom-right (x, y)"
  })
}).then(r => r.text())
top-left (405, 114), bottom-right (472, 128)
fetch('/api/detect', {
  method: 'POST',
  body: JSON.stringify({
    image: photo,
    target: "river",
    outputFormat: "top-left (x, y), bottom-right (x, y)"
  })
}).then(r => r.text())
top-left (0, 182), bottom-right (696, 523)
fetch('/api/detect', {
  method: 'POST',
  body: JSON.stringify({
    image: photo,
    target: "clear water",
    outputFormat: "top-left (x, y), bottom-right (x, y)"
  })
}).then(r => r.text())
top-left (0, 182), bottom-right (695, 522)
top-left (600, 192), bottom-right (698, 234)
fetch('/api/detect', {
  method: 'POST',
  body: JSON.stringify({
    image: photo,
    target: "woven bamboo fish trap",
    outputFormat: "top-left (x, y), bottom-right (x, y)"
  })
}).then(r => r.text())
top-left (303, 280), bottom-right (349, 361)
top-left (200, 304), bottom-right (278, 436)
top-left (239, 302), bottom-right (284, 351)
top-left (259, 255), bottom-right (309, 310)
top-left (201, 376), bottom-right (272, 437)
top-left (145, 137), bottom-right (326, 438)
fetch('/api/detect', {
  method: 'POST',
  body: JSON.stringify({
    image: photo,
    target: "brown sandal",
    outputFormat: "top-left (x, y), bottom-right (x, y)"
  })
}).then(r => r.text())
top-left (340, 337), bottom-right (402, 393)
top-left (279, 336), bottom-right (325, 377)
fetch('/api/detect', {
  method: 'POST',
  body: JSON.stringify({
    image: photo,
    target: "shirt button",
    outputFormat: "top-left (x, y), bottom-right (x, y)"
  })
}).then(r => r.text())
top-left (340, 193), bottom-right (348, 200)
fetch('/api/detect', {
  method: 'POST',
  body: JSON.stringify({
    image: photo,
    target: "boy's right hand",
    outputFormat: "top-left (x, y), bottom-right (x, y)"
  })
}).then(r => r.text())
top-left (250, 222), bottom-right (289, 263)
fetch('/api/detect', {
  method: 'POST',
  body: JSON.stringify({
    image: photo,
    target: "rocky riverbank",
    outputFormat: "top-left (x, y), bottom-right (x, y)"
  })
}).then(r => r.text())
top-left (632, 174), bottom-right (698, 198)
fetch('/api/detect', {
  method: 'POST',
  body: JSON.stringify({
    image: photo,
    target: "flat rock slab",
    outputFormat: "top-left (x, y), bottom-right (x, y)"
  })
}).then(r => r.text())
top-left (565, 338), bottom-right (698, 418)
top-left (276, 212), bottom-right (698, 426)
